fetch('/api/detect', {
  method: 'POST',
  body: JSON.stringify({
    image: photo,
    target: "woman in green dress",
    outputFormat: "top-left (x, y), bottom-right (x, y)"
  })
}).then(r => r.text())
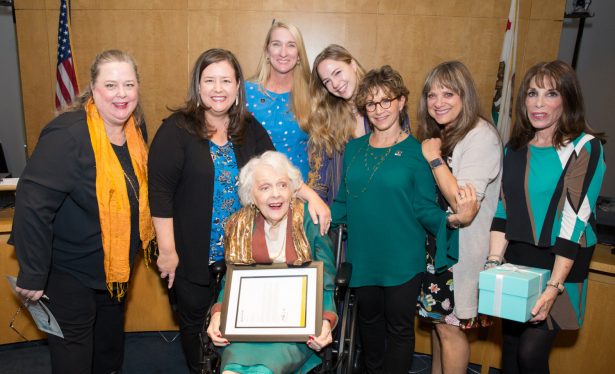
top-left (331, 65), bottom-right (477, 373)
top-left (207, 151), bottom-right (337, 374)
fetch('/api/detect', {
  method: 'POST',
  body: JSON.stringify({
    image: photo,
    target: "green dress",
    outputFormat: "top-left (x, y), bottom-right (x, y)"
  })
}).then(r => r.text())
top-left (217, 203), bottom-right (337, 373)
top-left (332, 134), bottom-right (454, 287)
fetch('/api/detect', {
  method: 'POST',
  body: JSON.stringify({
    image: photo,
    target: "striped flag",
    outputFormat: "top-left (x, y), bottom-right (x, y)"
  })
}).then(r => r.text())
top-left (55, 0), bottom-right (79, 110)
top-left (491, 0), bottom-right (519, 144)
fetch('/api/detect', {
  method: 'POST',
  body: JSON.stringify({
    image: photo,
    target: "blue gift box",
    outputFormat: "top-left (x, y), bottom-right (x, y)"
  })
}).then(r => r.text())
top-left (478, 264), bottom-right (551, 322)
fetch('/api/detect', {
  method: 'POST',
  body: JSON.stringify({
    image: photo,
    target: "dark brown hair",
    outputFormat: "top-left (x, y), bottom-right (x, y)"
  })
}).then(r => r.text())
top-left (510, 60), bottom-right (604, 149)
top-left (171, 48), bottom-right (248, 144)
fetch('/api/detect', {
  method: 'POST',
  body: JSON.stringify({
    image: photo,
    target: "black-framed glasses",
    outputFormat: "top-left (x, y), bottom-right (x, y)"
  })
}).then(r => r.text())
top-left (9, 298), bottom-right (51, 342)
top-left (365, 96), bottom-right (399, 112)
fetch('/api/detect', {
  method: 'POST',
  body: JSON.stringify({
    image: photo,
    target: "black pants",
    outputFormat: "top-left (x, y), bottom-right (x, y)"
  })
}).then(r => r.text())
top-left (173, 273), bottom-right (216, 374)
top-left (502, 319), bottom-right (558, 374)
top-left (45, 270), bottom-right (125, 374)
top-left (353, 274), bottom-right (422, 374)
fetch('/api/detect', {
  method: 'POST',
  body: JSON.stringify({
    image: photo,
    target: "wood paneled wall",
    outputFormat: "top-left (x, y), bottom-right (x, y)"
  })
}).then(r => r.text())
top-left (15, 0), bottom-right (564, 151)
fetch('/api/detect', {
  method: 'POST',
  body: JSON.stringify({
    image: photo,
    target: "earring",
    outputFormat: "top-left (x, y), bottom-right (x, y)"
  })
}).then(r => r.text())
top-left (197, 101), bottom-right (200, 108)
top-left (235, 96), bottom-right (239, 107)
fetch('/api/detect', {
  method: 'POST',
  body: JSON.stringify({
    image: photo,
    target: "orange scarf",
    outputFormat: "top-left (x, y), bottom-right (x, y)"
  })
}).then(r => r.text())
top-left (85, 99), bottom-right (155, 299)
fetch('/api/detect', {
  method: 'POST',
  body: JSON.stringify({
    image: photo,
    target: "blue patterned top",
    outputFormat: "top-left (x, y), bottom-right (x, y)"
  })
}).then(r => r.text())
top-left (209, 141), bottom-right (242, 263)
top-left (245, 81), bottom-right (309, 180)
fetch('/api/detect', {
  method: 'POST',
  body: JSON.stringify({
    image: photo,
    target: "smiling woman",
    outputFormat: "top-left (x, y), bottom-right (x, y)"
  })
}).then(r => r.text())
top-left (332, 65), bottom-right (475, 373)
top-left (416, 60), bottom-right (502, 374)
top-left (246, 21), bottom-right (312, 180)
top-left (490, 60), bottom-right (606, 373)
top-left (206, 151), bottom-right (337, 374)
top-left (148, 48), bottom-right (275, 373)
top-left (91, 62), bottom-right (139, 142)
top-left (148, 48), bottom-right (330, 373)
top-left (10, 49), bottom-right (153, 373)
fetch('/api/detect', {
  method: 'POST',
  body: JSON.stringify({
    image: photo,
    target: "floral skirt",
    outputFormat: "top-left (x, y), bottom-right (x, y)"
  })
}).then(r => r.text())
top-left (417, 250), bottom-right (491, 330)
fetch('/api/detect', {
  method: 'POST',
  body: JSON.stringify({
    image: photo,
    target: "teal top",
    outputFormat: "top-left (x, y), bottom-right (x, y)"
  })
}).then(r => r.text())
top-left (493, 133), bottom-right (605, 251)
top-left (332, 134), bottom-right (454, 287)
top-left (492, 133), bottom-right (606, 329)
top-left (216, 203), bottom-right (336, 374)
top-left (208, 140), bottom-right (241, 263)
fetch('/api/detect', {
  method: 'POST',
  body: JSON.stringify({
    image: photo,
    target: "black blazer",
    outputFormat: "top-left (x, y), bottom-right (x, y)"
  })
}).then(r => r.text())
top-left (148, 112), bottom-right (274, 284)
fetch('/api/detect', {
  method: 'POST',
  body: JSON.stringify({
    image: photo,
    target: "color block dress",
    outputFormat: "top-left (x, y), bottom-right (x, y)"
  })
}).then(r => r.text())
top-left (491, 133), bottom-right (605, 330)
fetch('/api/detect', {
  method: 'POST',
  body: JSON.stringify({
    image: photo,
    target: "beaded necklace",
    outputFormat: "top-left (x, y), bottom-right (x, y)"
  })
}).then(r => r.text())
top-left (344, 130), bottom-right (403, 199)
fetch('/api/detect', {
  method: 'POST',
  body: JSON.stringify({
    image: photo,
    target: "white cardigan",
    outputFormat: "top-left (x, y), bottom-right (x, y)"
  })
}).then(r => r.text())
top-left (448, 119), bottom-right (503, 319)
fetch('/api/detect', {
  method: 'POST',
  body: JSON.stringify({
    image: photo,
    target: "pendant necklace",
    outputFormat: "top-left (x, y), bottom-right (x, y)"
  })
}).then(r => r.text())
top-left (123, 170), bottom-right (139, 202)
top-left (344, 130), bottom-right (403, 199)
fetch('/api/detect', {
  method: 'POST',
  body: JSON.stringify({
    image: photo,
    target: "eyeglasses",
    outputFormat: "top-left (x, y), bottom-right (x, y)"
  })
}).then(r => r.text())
top-left (365, 96), bottom-right (399, 112)
top-left (9, 298), bottom-right (51, 342)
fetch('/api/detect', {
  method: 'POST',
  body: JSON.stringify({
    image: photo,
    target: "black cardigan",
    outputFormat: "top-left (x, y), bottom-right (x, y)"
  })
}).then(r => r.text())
top-left (148, 112), bottom-right (274, 285)
top-left (11, 110), bottom-right (145, 291)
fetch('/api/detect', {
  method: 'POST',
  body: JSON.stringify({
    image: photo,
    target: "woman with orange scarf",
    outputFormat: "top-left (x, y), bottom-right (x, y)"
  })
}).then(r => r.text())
top-left (10, 50), bottom-right (154, 374)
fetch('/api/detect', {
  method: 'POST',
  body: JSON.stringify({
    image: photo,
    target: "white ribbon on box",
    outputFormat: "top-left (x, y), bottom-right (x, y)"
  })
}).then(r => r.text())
top-left (492, 264), bottom-right (545, 317)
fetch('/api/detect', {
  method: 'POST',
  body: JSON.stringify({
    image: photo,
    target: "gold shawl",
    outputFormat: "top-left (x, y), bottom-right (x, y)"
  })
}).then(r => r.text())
top-left (85, 99), bottom-right (155, 299)
top-left (224, 199), bottom-right (311, 265)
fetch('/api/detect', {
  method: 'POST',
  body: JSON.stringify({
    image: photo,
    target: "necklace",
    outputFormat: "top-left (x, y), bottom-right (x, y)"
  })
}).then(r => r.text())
top-left (265, 219), bottom-right (287, 262)
top-left (344, 130), bottom-right (403, 199)
top-left (123, 170), bottom-right (139, 203)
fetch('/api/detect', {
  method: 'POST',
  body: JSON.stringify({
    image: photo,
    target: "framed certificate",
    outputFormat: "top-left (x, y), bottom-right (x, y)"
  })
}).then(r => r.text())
top-left (220, 261), bottom-right (323, 342)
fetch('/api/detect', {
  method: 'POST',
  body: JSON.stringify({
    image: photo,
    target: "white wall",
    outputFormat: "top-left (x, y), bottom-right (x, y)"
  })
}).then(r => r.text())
top-left (0, 4), bottom-right (27, 177)
top-left (558, 0), bottom-right (614, 197)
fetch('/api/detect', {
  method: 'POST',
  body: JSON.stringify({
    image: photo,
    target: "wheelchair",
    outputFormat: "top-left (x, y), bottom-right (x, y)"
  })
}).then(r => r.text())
top-left (197, 225), bottom-right (362, 374)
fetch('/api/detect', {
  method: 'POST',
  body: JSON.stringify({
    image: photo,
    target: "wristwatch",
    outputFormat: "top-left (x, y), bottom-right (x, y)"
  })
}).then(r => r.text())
top-left (429, 158), bottom-right (444, 169)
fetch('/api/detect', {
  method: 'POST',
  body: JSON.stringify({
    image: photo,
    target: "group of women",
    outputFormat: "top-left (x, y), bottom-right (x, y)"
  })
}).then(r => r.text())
top-left (11, 18), bottom-right (605, 374)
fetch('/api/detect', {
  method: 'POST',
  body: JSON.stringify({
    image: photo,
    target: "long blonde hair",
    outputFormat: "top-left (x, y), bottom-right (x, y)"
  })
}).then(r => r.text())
top-left (250, 21), bottom-right (311, 132)
top-left (308, 44), bottom-right (365, 157)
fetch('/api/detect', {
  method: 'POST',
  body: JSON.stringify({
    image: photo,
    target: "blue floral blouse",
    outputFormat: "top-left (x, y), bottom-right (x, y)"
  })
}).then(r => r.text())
top-left (209, 141), bottom-right (241, 263)
top-left (245, 81), bottom-right (309, 181)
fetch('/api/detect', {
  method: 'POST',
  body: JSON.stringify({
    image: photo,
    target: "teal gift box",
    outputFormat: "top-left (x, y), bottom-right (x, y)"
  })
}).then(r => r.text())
top-left (478, 264), bottom-right (550, 322)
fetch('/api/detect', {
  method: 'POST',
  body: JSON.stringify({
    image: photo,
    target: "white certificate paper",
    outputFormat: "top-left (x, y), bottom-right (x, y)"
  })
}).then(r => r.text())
top-left (235, 275), bottom-right (307, 328)
top-left (221, 263), bottom-right (323, 341)
top-left (6, 275), bottom-right (64, 338)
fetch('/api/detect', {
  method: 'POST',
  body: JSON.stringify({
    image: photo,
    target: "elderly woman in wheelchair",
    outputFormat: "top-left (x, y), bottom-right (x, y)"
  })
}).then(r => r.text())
top-left (206, 151), bottom-right (337, 374)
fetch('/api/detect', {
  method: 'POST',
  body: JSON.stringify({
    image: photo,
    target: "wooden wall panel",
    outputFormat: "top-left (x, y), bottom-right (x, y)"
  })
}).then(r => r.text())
top-left (14, 10), bottom-right (55, 151)
top-left (15, 0), bottom-right (564, 153)
top-left (12, 0), bottom-right (564, 336)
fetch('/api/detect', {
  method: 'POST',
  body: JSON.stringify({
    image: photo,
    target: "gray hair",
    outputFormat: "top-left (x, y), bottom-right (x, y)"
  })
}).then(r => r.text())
top-left (238, 151), bottom-right (303, 206)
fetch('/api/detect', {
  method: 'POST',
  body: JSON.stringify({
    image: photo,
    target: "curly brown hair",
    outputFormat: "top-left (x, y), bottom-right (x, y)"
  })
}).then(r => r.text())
top-left (354, 65), bottom-right (409, 131)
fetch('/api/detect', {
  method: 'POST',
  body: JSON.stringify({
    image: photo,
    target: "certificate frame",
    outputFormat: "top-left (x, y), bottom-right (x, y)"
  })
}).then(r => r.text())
top-left (220, 261), bottom-right (323, 342)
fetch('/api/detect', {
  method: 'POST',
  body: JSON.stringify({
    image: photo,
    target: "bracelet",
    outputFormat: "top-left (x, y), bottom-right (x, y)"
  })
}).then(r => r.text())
top-left (484, 259), bottom-right (502, 269)
top-left (486, 254), bottom-right (504, 262)
top-left (446, 212), bottom-right (460, 229)
top-left (546, 281), bottom-right (565, 294)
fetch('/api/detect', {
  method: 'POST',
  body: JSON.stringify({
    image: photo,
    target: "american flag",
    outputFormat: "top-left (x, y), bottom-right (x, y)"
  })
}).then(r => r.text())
top-left (55, 0), bottom-right (79, 109)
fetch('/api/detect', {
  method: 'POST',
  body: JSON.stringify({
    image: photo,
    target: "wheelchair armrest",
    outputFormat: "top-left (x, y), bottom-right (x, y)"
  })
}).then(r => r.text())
top-left (211, 260), bottom-right (226, 276)
top-left (335, 262), bottom-right (352, 288)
